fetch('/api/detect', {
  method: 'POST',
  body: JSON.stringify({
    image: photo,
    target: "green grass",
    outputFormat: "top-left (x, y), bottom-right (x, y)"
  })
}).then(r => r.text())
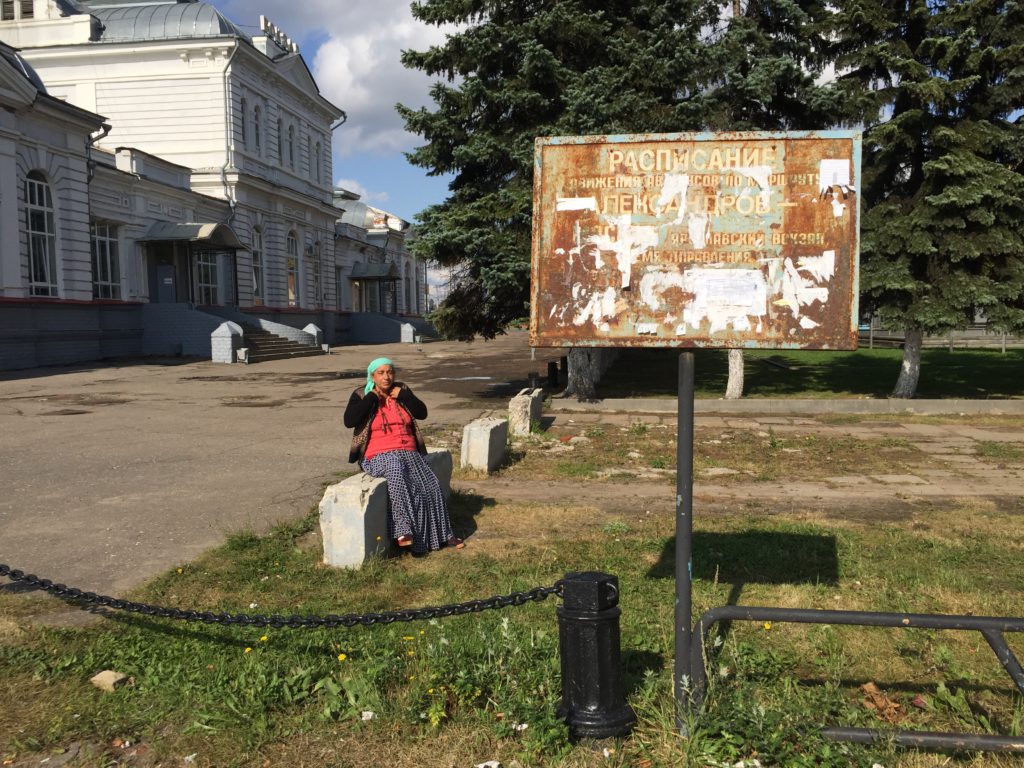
top-left (595, 347), bottom-right (1024, 399)
top-left (2, 491), bottom-right (1023, 767)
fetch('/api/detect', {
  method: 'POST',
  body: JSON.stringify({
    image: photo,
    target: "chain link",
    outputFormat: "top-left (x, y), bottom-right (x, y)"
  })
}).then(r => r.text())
top-left (0, 564), bottom-right (563, 628)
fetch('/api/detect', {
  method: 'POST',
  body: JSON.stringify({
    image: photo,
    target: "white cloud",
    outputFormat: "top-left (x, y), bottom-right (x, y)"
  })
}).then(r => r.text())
top-left (334, 177), bottom-right (389, 205)
top-left (222, 0), bottom-right (451, 158)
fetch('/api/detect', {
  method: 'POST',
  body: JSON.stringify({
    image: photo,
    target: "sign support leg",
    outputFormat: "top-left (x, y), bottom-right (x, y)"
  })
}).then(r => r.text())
top-left (675, 352), bottom-right (695, 733)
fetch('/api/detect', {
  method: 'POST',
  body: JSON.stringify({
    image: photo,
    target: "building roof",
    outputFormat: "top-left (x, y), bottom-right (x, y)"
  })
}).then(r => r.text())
top-left (82, 0), bottom-right (249, 43)
top-left (0, 42), bottom-right (47, 93)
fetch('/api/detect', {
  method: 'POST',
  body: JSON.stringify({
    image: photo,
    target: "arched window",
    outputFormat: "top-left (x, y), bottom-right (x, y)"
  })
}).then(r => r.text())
top-left (287, 125), bottom-right (295, 167)
top-left (251, 227), bottom-right (264, 304)
top-left (313, 141), bottom-right (321, 183)
top-left (25, 171), bottom-right (58, 297)
top-left (286, 231), bottom-right (299, 306)
top-left (276, 118), bottom-right (283, 161)
top-left (253, 105), bottom-right (262, 152)
top-left (239, 97), bottom-right (248, 147)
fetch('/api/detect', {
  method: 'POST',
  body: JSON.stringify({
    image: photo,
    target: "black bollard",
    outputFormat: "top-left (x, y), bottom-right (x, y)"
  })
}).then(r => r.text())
top-left (557, 572), bottom-right (637, 740)
top-left (547, 361), bottom-right (559, 387)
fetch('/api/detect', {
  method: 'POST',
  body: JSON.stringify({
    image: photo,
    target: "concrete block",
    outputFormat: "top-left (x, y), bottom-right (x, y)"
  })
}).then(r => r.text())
top-left (320, 448), bottom-right (452, 569)
top-left (509, 387), bottom-right (544, 436)
top-left (460, 417), bottom-right (508, 472)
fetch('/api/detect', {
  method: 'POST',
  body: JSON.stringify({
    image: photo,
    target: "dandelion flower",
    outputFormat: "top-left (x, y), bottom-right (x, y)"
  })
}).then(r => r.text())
top-left (402, 636), bottom-right (414, 641)
top-left (244, 647), bottom-right (252, 654)
top-left (259, 635), bottom-right (268, 642)
top-left (337, 653), bottom-right (347, 662)
top-left (763, 621), bottom-right (772, 631)
top-left (428, 688), bottom-right (434, 694)
top-left (408, 675), bottom-right (415, 681)
top-left (407, 650), bottom-right (415, 656)
top-left (176, 568), bottom-right (183, 574)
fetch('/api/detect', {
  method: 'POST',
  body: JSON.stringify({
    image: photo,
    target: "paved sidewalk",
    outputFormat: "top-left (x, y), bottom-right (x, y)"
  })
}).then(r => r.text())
top-left (1, 329), bottom-right (1022, 602)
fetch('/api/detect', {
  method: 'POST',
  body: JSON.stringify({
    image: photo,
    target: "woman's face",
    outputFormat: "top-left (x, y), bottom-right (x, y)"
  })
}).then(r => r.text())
top-left (371, 365), bottom-right (395, 392)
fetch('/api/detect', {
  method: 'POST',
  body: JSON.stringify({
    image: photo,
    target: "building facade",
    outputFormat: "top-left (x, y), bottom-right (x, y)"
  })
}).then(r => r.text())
top-left (0, 0), bottom-right (428, 369)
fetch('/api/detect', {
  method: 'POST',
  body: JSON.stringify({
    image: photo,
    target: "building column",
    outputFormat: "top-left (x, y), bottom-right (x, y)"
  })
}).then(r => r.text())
top-left (0, 136), bottom-right (24, 297)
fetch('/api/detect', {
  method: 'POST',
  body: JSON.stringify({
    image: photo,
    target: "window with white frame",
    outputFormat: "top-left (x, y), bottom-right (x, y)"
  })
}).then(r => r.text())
top-left (251, 227), bottom-right (265, 305)
top-left (335, 266), bottom-right (345, 311)
top-left (286, 232), bottom-right (299, 306)
top-left (90, 222), bottom-right (121, 299)
top-left (311, 240), bottom-right (322, 307)
top-left (196, 251), bottom-right (218, 305)
top-left (1, 1), bottom-right (33, 20)
top-left (404, 261), bottom-right (412, 313)
top-left (253, 105), bottom-right (262, 153)
top-left (239, 97), bottom-right (248, 147)
top-left (26, 171), bottom-right (58, 297)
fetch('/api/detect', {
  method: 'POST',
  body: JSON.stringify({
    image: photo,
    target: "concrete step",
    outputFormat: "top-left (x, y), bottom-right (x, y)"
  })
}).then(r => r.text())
top-left (246, 348), bottom-right (324, 363)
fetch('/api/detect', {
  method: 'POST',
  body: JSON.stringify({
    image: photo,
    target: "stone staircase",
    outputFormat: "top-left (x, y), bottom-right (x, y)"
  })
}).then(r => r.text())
top-left (241, 327), bottom-right (324, 363)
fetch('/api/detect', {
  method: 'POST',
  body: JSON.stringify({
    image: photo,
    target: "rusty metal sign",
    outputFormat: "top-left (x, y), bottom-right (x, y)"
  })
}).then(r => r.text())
top-left (529, 131), bottom-right (861, 349)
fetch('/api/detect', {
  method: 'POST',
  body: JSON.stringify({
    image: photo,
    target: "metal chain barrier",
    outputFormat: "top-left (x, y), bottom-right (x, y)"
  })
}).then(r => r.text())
top-left (0, 564), bottom-right (563, 628)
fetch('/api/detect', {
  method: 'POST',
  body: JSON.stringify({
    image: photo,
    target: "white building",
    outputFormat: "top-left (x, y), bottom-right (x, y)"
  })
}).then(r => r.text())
top-left (0, 0), bottom-right (429, 369)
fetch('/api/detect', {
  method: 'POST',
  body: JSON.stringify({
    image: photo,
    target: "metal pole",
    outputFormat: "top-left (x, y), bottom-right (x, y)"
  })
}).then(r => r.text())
top-left (675, 352), bottom-right (695, 732)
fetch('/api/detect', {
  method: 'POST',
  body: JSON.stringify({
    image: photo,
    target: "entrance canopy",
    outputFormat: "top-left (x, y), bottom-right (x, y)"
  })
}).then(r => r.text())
top-left (349, 262), bottom-right (399, 280)
top-left (140, 222), bottom-right (244, 250)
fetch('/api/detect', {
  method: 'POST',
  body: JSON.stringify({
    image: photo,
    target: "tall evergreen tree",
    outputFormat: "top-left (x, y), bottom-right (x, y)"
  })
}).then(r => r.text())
top-left (398, 0), bottom-right (709, 341)
top-left (683, 0), bottom-right (843, 398)
top-left (832, 0), bottom-right (1024, 397)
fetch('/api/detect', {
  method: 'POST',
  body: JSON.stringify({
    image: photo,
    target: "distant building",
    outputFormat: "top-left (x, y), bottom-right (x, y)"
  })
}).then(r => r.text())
top-left (0, 0), bottom-right (427, 370)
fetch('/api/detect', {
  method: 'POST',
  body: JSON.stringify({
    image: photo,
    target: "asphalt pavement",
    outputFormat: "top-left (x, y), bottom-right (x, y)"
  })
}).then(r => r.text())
top-left (1, 329), bottom-right (1022, 603)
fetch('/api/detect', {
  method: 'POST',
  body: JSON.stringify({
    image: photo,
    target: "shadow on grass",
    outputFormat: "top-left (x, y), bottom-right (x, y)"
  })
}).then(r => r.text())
top-left (647, 530), bottom-right (840, 588)
top-left (647, 530), bottom-right (840, 665)
top-left (448, 489), bottom-right (495, 542)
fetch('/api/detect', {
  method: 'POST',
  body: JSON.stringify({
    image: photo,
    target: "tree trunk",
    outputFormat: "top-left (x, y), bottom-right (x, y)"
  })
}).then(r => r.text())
top-left (891, 327), bottom-right (923, 398)
top-left (725, 349), bottom-right (744, 399)
top-left (564, 348), bottom-right (618, 401)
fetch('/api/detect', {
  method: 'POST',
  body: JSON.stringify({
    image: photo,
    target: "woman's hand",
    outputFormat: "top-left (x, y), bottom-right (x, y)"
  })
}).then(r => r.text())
top-left (389, 385), bottom-right (403, 398)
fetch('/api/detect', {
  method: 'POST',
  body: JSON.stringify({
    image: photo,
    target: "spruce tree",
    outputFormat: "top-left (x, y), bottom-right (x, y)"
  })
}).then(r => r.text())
top-left (397, 0), bottom-right (708, 341)
top-left (832, 0), bottom-right (1024, 397)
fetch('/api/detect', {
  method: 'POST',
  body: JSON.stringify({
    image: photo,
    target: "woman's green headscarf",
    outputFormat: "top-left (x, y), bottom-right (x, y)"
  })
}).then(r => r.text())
top-left (364, 357), bottom-right (394, 394)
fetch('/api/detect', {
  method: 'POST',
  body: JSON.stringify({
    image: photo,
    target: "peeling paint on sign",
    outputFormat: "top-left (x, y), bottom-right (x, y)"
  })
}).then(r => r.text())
top-left (530, 131), bottom-right (861, 349)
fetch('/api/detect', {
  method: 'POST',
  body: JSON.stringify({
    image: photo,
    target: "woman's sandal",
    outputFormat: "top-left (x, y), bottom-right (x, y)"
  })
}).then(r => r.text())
top-left (396, 535), bottom-right (413, 547)
top-left (447, 536), bottom-right (466, 550)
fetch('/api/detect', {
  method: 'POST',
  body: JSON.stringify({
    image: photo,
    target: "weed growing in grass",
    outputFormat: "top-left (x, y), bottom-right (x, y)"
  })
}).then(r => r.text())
top-left (976, 441), bottom-right (1024, 462)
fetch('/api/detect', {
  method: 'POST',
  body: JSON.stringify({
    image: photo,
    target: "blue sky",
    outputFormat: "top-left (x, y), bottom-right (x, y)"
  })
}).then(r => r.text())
top-left (210, 0), bottom-right (454, 224)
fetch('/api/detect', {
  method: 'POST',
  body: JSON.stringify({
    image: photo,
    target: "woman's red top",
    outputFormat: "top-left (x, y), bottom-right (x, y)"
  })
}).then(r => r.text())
top-left (364, 395), bottom-right (418, 460)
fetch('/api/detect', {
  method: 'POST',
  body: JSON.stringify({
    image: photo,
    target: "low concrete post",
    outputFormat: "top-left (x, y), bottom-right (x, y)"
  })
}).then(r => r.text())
top-left (460, 417), bottom-right (508, 472)
top-left (302, 323), bottom-right (324, 347)
top-left (509, 387), bottom-right (543, 437)
top-left (557, 572), bottom-right (636, 739)
top-left (211, 321), bottom-right (243, 363)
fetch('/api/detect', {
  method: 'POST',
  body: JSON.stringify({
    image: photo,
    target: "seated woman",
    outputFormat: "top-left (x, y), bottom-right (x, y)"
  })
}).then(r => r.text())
top-left (344, 357), bottom-right (464, 554)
